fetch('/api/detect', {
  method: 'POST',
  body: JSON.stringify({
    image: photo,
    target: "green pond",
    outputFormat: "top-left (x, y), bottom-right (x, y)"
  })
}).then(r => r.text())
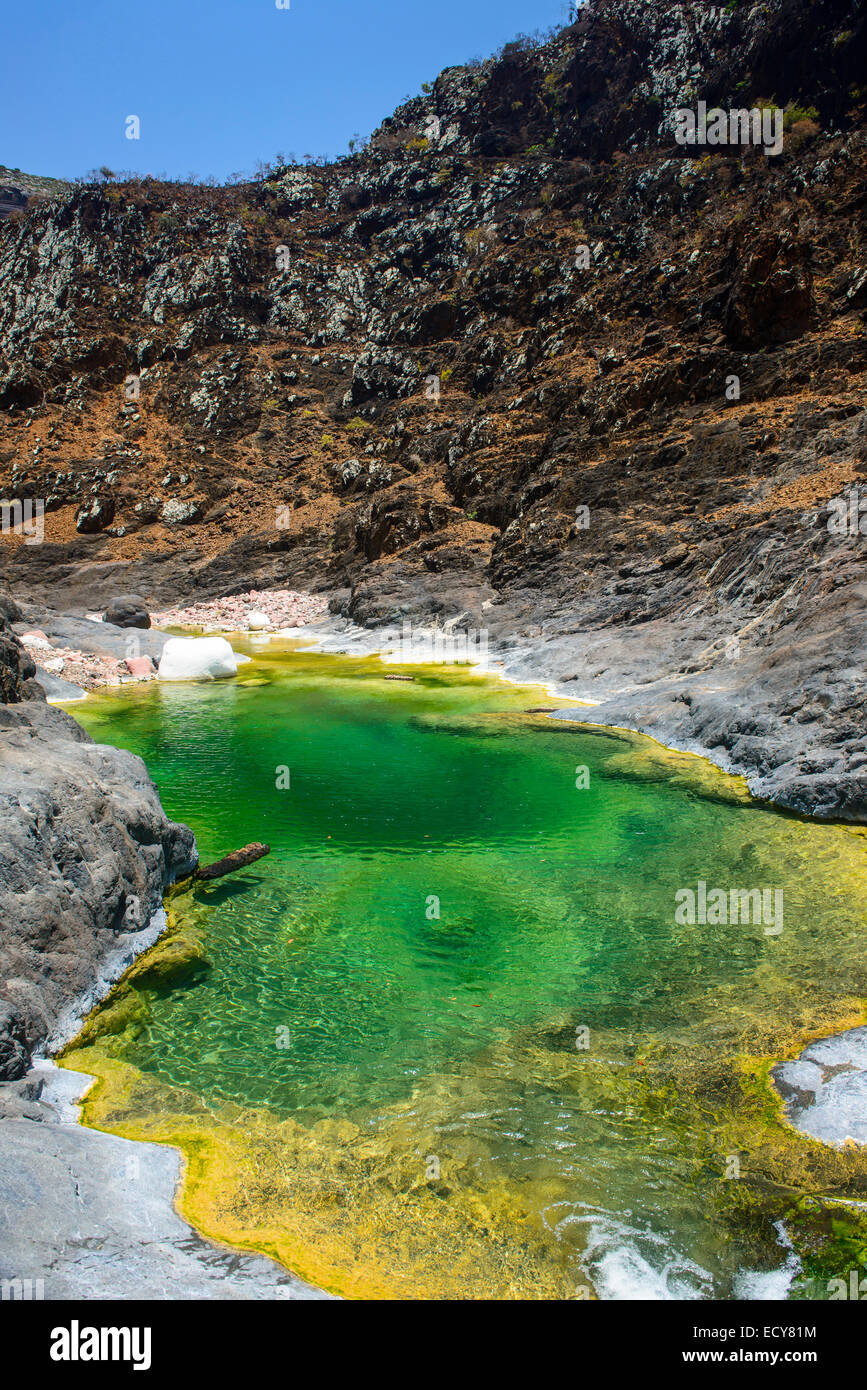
top-left (62, 638), bottom-right (867, 1300)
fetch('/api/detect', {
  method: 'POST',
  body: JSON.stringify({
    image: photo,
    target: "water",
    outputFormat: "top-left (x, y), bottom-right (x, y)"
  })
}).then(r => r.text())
top-left (62, 639), bottom-right (867, 1299)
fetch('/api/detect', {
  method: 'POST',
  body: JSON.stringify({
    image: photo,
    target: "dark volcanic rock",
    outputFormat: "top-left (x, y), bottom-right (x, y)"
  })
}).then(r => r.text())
top-left (75, 497), bottom-right (116, 534)
top-left (723, 229), bottom-right (815, 347)
top-left (0, 602), bottom-right (35, 701)
top-left (0, 594), bottom-right (22, 625)
top-left (103, 594), bottom-right (151, 629)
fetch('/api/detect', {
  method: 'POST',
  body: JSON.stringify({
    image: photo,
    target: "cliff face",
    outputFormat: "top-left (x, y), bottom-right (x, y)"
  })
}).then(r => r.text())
top-left (0, 612), bottom-right (195, 1079)
top-left (0, 0), bottom-right (864, 817)
top-left (0, 597), bottom-right (36, 701)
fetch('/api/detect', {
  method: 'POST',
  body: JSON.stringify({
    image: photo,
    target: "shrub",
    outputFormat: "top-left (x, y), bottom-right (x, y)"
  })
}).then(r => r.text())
top-left (784, 103), bottom-right (820, 128)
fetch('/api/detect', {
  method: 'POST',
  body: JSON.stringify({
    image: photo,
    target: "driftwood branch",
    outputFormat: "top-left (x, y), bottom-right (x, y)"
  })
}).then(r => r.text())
top-left (193, 842), bottom-right (271, 882)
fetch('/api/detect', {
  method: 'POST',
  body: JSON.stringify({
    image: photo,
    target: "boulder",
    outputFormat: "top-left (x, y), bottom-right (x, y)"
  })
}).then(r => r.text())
top-left (75, 497), bottom-right (115, 534)
top-left (0, 625), bottom-right (36, 703)
top-left (34, 668), bottom-right (86, 701)
top-left (0, 594), bottom-right (22, 625)
top-left (246, 610), bottom-right (270, 631)
top-left (124, 656), bottom-right (155, 677)
top-left (157, 635), bottom-right (242, 682)
top-left (160, 498), bottom-right (202, 526)
top-left (103, 595), bottom-right (151, 630)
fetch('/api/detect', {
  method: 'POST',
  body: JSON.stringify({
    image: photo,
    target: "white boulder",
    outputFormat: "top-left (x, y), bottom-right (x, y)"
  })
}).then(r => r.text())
top-left (157, 636), bottom-right (242, 682)
top-left (246, 610), bottom-right (270, 631)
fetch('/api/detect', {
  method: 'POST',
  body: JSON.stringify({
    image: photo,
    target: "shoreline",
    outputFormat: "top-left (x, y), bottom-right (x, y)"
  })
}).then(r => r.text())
top-left (7, 594), bottom-right (866, 1299)
top-left (279, 612), bottom-right (867, 828)
top-left (0, 1059), bottom-right (330, 1301)
top-left (40, 587), bottom-right (867, 830)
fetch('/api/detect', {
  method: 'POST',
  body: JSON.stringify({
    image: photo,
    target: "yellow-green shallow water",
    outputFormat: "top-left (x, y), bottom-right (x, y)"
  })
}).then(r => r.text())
top-left (59, 639), bottom-right (867, 1299)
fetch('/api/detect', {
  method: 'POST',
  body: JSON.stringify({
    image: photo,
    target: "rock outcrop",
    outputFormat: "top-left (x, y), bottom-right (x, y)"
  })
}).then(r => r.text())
top-left (0, 597), bottom-right (195, 1079)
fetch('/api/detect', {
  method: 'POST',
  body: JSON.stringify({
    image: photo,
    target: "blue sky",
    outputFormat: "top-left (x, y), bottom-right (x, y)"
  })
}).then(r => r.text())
top-left (3, 0), bottom-right (572, 182)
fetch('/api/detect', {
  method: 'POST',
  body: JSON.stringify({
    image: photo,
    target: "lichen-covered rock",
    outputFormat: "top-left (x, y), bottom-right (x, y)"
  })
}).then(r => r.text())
top-left (126, 920), bottom-right (211, 991)
top-left (160, 498), bottom-right (202, 526)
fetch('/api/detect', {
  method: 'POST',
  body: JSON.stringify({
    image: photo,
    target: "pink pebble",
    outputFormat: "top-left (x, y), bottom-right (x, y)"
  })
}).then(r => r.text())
top-left (124, 656), bottom-right (154, 677)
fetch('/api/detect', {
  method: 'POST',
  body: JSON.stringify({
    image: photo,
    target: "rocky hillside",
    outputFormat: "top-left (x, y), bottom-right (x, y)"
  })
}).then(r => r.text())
top-left (0, 0), bottom-right (865, 816)
top-left (0, 167), bottom-right (70, 221)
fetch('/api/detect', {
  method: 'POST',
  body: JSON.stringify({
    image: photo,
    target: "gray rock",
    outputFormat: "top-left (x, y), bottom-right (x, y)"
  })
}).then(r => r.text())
top-left (103, 593), bottom-right (151, 629)
top-left (773, 1028), bottom-right (867, 1147)
top-left (160, 497), bottom-right (202, 526)
top-left (75, 497), bottom-right (115, 534)
top-left (22, 611), bottom-right (169, 663)
top-left (0, 593), bottom-right (22, 625)
top-left (0, 1063), bottom-right (330, 1300)
top-left (33, 667), bottom-right (86, 701)
top-left (0, 623), bottom-right (195, 1077)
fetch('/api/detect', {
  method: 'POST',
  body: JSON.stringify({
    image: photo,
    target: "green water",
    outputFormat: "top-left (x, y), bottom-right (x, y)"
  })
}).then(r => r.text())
top-left (66, 639), bottom-right (867, 1299)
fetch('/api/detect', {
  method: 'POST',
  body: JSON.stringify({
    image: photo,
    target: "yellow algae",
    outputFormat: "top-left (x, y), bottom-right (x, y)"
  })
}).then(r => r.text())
top-left (59, 1047), bottom-right (573, 1299)
top-left (58, 643), bottom-right (867, 1299)
top-left (60, 982), bottom-right (867, 1299)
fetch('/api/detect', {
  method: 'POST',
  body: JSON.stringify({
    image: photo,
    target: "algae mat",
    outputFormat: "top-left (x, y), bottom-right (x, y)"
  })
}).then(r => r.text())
top-left (62, 641), bottom-right (867, 1298)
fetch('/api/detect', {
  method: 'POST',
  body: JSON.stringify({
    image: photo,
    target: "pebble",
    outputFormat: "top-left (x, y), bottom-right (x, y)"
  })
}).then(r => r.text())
top-left (151, 589), bottom-right (328, 632)
top-left (19, 590), bottom-right (327, 692)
